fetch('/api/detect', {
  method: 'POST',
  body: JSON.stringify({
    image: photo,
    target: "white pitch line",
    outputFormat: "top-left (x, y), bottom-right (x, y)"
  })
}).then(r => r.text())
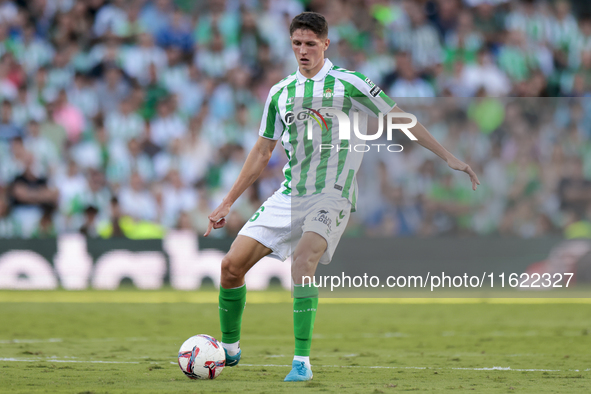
top-left (312, 365), bottom-right (429, 370)
top-left (453, 367), bottom-right (560, 372)
top-left (238, 364), bottom-right (587, 372)
top-left (0, 337), bottom-right (182, 344)
top-left (0, 358), bottom-right (37, 362)
top-left (49, 360), bottom-right (139, 364)
top-left (1, 330), bottom-right (576, 345)
top-left (0, 358), bottom-right (138, 364)
top-left (3, 359), bottom-right (588, 373)
top-left (0, 338), bottom-right (63, 344)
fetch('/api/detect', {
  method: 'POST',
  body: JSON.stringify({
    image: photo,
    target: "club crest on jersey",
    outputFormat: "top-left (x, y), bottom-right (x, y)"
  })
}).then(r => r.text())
top-left (323, 88), bottom-right (333, 99)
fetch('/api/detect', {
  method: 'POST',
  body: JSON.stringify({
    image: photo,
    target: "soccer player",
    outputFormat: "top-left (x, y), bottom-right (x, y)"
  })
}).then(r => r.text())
top-left (204, 12), bottom-right (480, 381)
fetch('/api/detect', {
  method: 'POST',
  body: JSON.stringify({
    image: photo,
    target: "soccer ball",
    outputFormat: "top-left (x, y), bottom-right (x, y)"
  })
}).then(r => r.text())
top-left (177, 334), bottom-right (226, 379)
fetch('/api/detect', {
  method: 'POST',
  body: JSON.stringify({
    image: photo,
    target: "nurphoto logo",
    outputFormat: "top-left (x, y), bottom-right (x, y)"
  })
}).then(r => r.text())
top-left (284, 106), bottom-right (417, 153)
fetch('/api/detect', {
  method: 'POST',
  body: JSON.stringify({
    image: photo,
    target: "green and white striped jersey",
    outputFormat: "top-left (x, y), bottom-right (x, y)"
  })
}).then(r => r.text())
top-left (259, 59), bottom-right (396, 210)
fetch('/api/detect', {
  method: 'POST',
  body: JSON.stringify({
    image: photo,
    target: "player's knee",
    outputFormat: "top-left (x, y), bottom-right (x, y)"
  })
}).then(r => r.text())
top-left (292, 254), bottom-right (318, 273)
top-left (221, 255), bottom-right (245, 283)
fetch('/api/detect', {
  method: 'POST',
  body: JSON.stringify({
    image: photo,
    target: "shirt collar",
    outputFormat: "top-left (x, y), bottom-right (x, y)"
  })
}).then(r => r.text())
top-left (296, 58), bottom-right (333, 84)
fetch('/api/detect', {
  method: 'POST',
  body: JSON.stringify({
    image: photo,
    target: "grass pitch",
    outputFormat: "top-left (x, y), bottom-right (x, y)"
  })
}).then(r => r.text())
top-left (0, 291), bottom-right (590, 393)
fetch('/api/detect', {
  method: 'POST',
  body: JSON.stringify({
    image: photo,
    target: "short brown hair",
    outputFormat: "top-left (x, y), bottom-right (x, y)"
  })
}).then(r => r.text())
top-left (290, 12), bottom-right (328, 38)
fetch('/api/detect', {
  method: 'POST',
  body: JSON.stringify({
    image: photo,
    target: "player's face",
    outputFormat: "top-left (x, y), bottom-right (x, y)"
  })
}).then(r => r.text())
top-left (291, 29), bottom-right (330, 76)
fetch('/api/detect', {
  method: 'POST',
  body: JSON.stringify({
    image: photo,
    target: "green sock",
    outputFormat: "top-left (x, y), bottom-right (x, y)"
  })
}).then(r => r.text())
top-left (293, 284), bottom-right (319, 357)
top-left (219, 284), bottom-right (247, 343)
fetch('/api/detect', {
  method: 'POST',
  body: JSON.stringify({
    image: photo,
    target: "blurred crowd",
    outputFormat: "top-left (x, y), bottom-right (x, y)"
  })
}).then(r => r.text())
top-left (358, 98), bottom-right (591, 239)
top-left (0, 0), bottom-right (590, 239)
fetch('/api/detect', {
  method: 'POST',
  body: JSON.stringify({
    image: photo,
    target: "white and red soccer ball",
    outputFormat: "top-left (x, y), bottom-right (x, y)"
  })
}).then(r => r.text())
top-left (177, 335), bottom-right (226, 379)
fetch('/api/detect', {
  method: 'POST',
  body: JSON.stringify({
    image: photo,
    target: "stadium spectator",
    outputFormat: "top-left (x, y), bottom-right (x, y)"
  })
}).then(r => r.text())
top-left (357, 36), bottom-right (395, 87)
top-left (498, 30), bottom-right (533, 83)
top-left (87, 35), bottom-right (125, 77)
top-left (116, 0), bottom-right (144, 39)
top-left (139, 0), bottom-right (174, 36)
top-left (160, 46), bottom-right (189, 95)
top-left (0, 191), bottom-right (18, 237)
top-left (93, 0), bottom-right (126, 38)
top-left (156, 9), bottom-right (193, 53)
top-left (460, 49), bottom-right (511, 97)
top-left (558, 158), bottom-right (591, 217)
top-left (23, 120), bottom-right (58, 176)
top-left (1, 52), bottom-right (25, 93)
top-left (0, 0), bottom-right (18, 26)
top-left (29, 67), bottom-right (56, 105)
top-left (105, 99), bottom-right (145, 144)
top-left (8, 151), bottom-right (58, 237)
top-left (181, 115), bottom-right (213, 184)
top-left (568, 15), bottom-right (591, 69)
top-left (118, 171), bottom-right (157, 222)
top-left (95, 66), bottom-right (129, 115)
top-left (67, 73), bottom-right (99, 120)
top-left (546, 1), bottom-right (578, 59)
top-left (46, 50), bottom-right (73, 91)
top-left (175, 64), bottom-right (205, 117)
top-left (124, 32), bottom-right (167, 85)
top-left (390, 1), bottom-right (442, 71)
top-left (195, 31), bottom-right (239, 78)
top-left (237, 9), bottom-right (265, 71)
top-left (388, 52), bottom-right (435, 99)
top-left (175, 210), bottom-right (192, 230)
top-left (98, 196), bottom-right (125, 238)
top-left (149, 97), bottom-right (186, 148)
top-left (0, 100), bottom-right (23, 142)
top-left (31, 205), bottom-right (56, 238)
top-left (81, 168), bottom-right (111, 223)
top-left (79, 205), bottom-right (99, 238)
top-left (443, 9), bottom-right (483, 66)
top-left (139, 63), bottom-right (168, 120)
top-left (153, 137), bottom-right (196, 184)
top-left (108, 137), bottom-right (154, 184)
top-left (429, 0), bottom-right (462, 38)
top-left (13, 22), bottom-right (54, 77)
top-left (367, 182), bottom-right (422, 237)
top-left (52, 89), bottom-right (84, 143)
top-left (13, 84), bottom-right (46, 126)
top-left (54, 159), bottom-right (89, 231)
top-left (161, 169), bottom-right (196, 228)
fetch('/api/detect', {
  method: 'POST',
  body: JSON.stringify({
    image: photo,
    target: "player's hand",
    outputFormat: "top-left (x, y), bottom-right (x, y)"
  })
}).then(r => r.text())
top-left (204, 203), bottom-right (231, 237)
top-left (446, 156), bottom-right (480, 191)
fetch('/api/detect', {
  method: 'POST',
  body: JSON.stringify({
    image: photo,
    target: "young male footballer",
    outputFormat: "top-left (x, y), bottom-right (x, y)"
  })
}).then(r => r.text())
top-left (204, 12), bottom-right (480, 381)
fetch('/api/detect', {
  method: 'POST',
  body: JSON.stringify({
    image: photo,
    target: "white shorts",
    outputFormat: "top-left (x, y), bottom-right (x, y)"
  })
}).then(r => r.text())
top-left (238, 191), bottom-right (351, 264)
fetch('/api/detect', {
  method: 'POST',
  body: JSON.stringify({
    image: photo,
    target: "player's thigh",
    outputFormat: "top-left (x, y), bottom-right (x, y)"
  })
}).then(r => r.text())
top-left (223, 235), bottom-right (273, 277)
top-left (292, 231), bottom-right (327, 283)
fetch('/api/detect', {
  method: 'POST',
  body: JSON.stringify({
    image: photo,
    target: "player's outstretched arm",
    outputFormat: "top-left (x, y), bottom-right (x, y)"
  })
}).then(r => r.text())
top-left (392, 106), bottom-right (480, 191)
top-left (204, 137), bottom-right (278, 236)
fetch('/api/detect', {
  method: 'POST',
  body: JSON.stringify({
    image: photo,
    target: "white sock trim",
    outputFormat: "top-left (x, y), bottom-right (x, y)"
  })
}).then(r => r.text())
top-left (223, 284), bottom-right (246, 290)
top-left (293, 355), bottom-right (311, 369)
top-left (221, 341), bottom-right (240, 356)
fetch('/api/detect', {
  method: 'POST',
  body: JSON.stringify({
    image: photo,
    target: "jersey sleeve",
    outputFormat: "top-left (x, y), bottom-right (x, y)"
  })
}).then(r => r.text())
top-left (258, 89), bottom-right (284, 140)
top-left (348, 73), bottom-right (397, 117)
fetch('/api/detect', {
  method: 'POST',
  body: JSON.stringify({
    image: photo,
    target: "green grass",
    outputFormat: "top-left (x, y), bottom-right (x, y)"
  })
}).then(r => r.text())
top-left (0, 291), bottom-right (590, 393)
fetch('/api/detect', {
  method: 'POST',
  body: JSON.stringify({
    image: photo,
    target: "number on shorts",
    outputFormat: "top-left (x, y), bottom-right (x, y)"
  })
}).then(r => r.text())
top-left (249, 206), bottom-right (265, 222)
